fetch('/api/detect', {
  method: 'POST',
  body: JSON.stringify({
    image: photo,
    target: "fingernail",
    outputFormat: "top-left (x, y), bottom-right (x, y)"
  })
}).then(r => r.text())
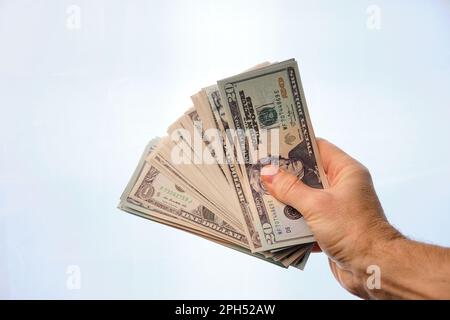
top-left (261, 165), bottom-right (279, 184)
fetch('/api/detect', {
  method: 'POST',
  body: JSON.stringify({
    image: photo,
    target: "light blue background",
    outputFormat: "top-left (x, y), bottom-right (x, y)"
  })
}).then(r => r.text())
top-left (0, 0), bottom-right (449, 299)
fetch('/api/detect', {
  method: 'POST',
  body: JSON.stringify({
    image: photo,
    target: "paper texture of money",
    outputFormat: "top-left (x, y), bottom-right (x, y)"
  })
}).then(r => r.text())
top-left (118, 59), bottom-right (327, 270)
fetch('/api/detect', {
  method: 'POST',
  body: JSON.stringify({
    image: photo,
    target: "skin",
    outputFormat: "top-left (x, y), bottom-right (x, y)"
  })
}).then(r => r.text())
top-left (261, 138), bottom-right (450, 299)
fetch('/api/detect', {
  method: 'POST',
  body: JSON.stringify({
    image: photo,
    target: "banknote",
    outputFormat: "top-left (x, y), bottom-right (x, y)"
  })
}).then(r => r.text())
top-left (118, 202), bottom-right (293, 269)
top-left (202, 85), bottom-right (261, 250)
top-left (119, 139), bottom-right (311, 269)
top-left (123, 138), bottom-right (247, 246)
top-left (118, 59), bottom-right (321, 270)
top-left (130, 162), bottom-right (248, 246)
top-left (147, 138), bottom-right (243, 230)
top-left (217, 59), bottom-right (327, 252)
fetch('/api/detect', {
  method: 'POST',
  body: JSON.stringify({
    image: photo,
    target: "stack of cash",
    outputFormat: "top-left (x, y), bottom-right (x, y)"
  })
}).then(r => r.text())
top-left (118, 59), bottom-right (327, 270)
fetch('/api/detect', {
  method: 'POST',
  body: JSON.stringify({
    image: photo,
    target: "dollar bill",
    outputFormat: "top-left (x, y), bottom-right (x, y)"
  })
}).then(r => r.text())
top-left (121, 139), bottom-right (248, 247)
top-left (117, 59), bottom-right (321, 270)
top-left (217, 59), bottom-right (328, 252)
top-left (202, 85), bottom-right (261, 250)
top-left (118, 139), bottom-right (310, 268)
top-left (128, 162), bottom-right (248, 247)
top-left (147, 138), bottom-right (243, 230)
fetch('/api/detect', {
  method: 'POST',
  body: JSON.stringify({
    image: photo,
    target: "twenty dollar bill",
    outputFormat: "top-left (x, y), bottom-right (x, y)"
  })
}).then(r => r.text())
top-left (218, 59), bottom-right (328, 252)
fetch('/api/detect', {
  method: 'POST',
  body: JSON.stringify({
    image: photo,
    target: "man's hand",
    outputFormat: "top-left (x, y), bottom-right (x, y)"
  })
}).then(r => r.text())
top-left (261, 138), bottom-right (450, 299)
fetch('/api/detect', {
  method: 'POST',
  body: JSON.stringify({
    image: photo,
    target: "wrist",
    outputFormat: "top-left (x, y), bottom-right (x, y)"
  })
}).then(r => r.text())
top-left (352, 227), bottom-right (450, 299)
top-left (352, 219), bottom-right (402, 270)
top-left (350, 221), bottom-right (405, 299)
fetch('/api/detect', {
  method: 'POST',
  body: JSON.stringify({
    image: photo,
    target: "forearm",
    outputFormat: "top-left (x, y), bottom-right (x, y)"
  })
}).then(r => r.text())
top-left (355, 234), bottom-right (450, 299)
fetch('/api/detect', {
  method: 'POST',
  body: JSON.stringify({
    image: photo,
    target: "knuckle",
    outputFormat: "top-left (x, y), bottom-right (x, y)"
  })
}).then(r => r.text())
top-left (358, 165), bottom-right (372, 179)
top-left (278, 175), bottom-right (299, 197)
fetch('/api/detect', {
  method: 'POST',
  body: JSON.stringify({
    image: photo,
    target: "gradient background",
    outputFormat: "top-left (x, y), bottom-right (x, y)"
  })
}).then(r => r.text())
top-left (0, 0), bottom-right (449, 299)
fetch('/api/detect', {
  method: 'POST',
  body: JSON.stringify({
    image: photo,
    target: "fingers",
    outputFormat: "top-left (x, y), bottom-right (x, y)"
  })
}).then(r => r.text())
top-left (328, 259), bottom-right (368, 299)
top-left (316, 138), bottom-right (349, 174)
top-left (316, 138), bottom-right (362, 183)
top-left (261, 165), bottom-right (322, 219)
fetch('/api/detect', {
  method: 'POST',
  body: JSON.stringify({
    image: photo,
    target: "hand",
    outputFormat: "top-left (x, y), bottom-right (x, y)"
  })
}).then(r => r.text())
top-left (261, 138), bottom-right (402, 298)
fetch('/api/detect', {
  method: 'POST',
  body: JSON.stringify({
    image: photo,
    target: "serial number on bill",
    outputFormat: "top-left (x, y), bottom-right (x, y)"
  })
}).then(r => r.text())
top-left (175, 304), bottom-right (276, 317)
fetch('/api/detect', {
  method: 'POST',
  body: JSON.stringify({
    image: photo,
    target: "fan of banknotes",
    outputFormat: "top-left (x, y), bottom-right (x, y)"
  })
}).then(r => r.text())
top-left (118, 59), bottom-right (327, 270)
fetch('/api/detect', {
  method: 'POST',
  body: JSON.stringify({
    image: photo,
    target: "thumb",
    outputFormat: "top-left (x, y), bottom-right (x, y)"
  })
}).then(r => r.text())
top-left (261, 165), bottom-right (322, 219)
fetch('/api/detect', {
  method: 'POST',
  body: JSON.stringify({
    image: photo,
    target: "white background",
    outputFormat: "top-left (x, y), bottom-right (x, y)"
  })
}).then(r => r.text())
top-left (0, 0), bottom-right (449, 299)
